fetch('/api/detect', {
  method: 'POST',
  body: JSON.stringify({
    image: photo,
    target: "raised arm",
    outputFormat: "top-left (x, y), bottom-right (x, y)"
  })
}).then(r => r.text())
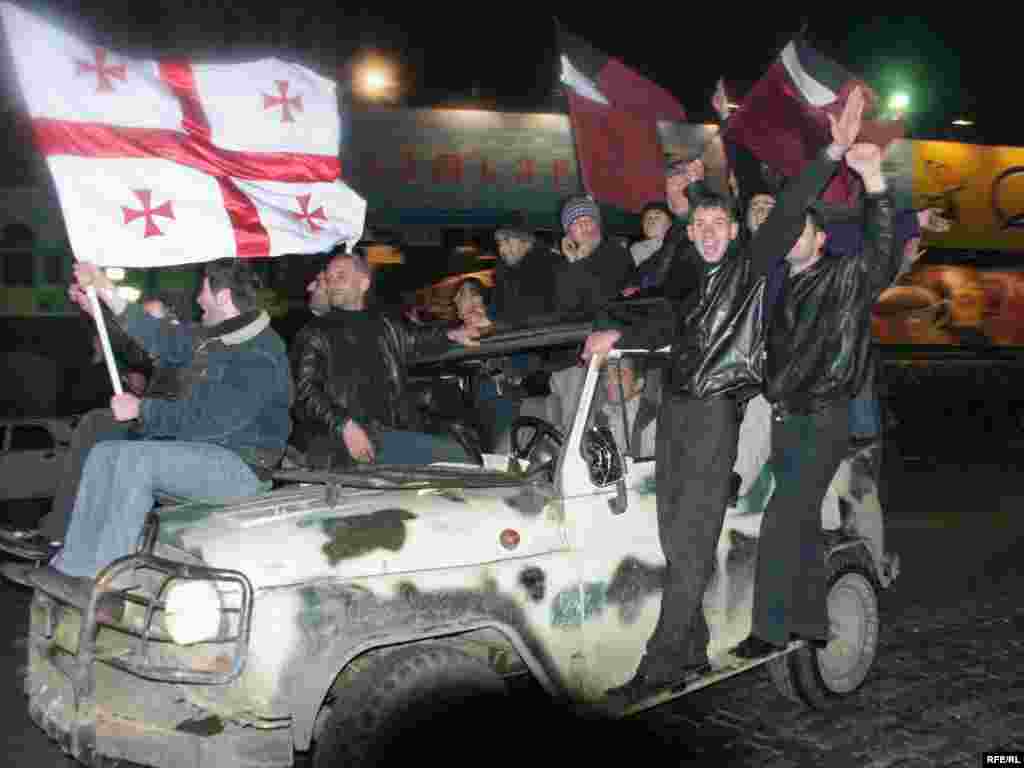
top-left (748, 87), bottom-right (868, 281)
top-left (845, 143), bottom-right (898, 294)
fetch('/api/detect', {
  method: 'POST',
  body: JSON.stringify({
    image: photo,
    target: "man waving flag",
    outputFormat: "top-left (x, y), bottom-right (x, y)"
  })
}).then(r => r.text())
top-left (725, 37), bottom-right (904, 206)
top-left (0, 2), bottom-right (366, 268)
top-left (557, 23), bottom-right (688, 214)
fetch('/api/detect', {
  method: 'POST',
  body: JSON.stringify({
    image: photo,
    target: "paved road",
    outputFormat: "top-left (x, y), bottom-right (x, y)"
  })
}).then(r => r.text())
top-left (1, 427), bottom-right (1022, 767)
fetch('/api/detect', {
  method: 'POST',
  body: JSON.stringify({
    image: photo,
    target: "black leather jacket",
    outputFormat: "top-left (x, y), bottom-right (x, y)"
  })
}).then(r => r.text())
top-left (765, 191), bottom-right (897, 412)
top-left (291, 308), bottom-right (450, 449)
top-left (605, 152), bottom-right (840, 402)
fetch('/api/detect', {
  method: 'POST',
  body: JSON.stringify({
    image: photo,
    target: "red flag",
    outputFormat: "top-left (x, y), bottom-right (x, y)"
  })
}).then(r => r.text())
top-left (558, 25), bottom-right (686, 214)
top-left (726, 39), bottom-right (903, 205)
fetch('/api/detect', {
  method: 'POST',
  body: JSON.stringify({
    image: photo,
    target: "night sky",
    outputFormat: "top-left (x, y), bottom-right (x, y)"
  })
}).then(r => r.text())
top-left (0, 4), bottom-right (1011, 145)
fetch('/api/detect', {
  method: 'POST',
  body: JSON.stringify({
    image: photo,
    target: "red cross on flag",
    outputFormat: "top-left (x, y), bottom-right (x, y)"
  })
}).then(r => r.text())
top-left (0, 3), bottom-right (366, 268)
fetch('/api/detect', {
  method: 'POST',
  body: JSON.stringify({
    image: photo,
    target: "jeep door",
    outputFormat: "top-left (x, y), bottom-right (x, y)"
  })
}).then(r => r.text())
top-left (557, 352), bottom-right (666, 701)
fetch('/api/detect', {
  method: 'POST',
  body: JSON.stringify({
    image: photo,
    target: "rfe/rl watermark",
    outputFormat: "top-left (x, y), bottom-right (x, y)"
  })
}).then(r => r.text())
top-left (984, 753), bottom-right (1024, 765)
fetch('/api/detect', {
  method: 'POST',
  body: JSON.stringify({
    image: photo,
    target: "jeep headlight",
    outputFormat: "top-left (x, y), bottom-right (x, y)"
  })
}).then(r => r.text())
top-left (164, 580), bottom-right (222, 645)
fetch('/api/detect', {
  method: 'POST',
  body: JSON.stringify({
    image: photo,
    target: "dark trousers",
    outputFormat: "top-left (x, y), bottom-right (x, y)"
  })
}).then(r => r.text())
top-left (751, 403), bottom-right (850, 646)
top-left (645, 395), bottom-right (739, 674)
top-left (39, 408), bottom-right (135, 541)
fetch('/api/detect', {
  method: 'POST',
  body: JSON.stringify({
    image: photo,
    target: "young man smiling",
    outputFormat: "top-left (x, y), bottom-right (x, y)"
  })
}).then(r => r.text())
top-left (581, 88), bottom-right (869, 704)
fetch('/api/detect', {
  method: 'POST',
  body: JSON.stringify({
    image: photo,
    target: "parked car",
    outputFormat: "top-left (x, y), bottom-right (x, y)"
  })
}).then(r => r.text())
top-left (0, 417), bottom-right (73, 503)
top-left (16, 322), bottom-right (896, 768)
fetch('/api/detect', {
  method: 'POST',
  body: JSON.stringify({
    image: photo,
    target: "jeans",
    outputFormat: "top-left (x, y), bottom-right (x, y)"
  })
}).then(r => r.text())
top-left (40, 408), bottom-right (138, 542)
top-left (51, 440), bottom-right (262, 579)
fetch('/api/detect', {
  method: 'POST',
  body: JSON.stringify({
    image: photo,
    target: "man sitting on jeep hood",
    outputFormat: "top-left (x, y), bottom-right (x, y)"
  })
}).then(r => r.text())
top-left (41, 259), bottom-right (292, 580)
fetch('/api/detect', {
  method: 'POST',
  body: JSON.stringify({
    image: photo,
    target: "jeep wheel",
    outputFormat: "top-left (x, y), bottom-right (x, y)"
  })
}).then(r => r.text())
top-left (767, 548), bottom-right (880, 708)
top-left (313, 644), bottom-right (508, 768)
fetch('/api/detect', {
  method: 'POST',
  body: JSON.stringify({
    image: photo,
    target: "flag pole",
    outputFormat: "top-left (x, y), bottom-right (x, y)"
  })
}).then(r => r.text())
top-left (86, 284), bottom-right (123, 396)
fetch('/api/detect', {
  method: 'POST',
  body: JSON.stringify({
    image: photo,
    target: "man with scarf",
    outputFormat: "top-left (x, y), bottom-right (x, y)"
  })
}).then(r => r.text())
top-left (731, 134), bottom-right (898, 659)
top-left (581, 88), bottom-right (869, 703)
top-left (3, 258), bottom-right (293, 583)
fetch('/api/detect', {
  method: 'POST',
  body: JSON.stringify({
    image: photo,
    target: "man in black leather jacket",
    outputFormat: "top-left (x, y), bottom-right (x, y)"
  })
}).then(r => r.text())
top-left (291, 248), bottom-right (477, 468)
top-left (582, 89), bottom-right (868, 703)
top-left (730, 139), bottom-right (898, 659)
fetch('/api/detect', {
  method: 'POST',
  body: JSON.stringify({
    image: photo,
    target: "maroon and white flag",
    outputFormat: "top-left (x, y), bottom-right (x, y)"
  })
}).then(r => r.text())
top-left (0, 3), bottom-right (366, 267)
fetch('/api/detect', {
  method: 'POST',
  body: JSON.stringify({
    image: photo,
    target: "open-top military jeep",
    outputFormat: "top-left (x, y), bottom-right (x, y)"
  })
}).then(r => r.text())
top-left (19, 321), bottom-right (896, 768)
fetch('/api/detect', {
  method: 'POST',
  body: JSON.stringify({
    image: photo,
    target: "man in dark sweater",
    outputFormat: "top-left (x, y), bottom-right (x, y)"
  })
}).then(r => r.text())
top-left (549, 196), bottom-right (633, 432)
top-left (291, 248), bottom-right (478, 468)
top-left (581, 88), bottom-right (868, 703)
top-left (731, 139), bottom-right (898, 659)
top-left (492, 217), bottom-right (557, 325)
top-left (554, 195), bottom-right (632, 313)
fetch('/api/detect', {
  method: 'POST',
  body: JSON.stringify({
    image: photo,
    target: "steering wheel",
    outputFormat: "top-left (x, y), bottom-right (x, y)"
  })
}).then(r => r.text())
top-left (510, 416), bottom-right (565, 480)
top-left (445, 421), bottom-right (485, 467)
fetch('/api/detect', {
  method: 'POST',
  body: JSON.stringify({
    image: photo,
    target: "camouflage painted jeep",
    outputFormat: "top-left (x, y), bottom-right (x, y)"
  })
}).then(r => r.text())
top-left (20, 327), bottom-right (897, 768)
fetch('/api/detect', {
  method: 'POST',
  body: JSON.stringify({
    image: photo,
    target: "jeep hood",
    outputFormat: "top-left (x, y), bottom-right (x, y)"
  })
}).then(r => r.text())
top-left (154, 467), bottom-right (564, 589)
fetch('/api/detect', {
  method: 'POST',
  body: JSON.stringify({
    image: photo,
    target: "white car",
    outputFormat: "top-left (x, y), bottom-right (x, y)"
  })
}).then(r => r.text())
top-left (0, 417), bottom-right (73, 502)
top-left (16, 325), bottom-right (896, 768)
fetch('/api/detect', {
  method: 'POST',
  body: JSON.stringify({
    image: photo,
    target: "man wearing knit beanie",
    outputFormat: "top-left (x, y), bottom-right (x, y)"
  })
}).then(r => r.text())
top-left (548, 194), bottom-right (632, 431)
top-left (555, 195), bottom-right (631, 312)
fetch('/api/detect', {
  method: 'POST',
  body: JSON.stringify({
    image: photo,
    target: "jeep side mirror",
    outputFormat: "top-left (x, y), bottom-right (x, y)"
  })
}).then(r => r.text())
top-left (580, 425), bottom-right (625, 488)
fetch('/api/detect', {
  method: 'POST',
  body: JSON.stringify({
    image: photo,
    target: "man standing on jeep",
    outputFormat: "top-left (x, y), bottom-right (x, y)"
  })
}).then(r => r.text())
top-left (581, 89), bottom-right (870, 703)
top-left (291, 247), bottom-right (479, 468)
top-left (729, 139), bottom-right (898, 660)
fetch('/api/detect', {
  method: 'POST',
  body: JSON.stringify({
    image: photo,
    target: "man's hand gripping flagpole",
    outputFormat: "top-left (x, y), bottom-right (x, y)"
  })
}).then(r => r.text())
top-left (69, 263), bottom-right (124, 397)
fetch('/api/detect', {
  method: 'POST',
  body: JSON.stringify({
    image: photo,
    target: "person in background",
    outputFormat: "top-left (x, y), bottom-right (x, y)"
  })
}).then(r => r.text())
top-left (630, 201), bottom-right (674, 269)
top-left (623, 160), bottom-right (705, 301)
top-left (549, 196), bottom-right (632, 433)
top-left (0, 295), bottom-right (181, 558)
top-left (492, 214), bottom-right (558, 325)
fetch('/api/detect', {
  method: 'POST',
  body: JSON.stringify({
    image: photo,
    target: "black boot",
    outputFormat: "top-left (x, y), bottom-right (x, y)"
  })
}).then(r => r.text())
top-left (606, 657), bottom-right (711, 706)
top-left (730, 635), bottom-right (785, 659)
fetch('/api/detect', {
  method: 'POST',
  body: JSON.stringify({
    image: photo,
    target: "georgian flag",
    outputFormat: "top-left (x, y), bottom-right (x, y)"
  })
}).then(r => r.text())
top-left (0, 2), bottom-right (366, 267)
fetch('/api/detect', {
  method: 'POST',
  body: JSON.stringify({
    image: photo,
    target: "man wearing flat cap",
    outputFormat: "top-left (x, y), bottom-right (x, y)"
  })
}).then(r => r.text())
top-left (492, 213), bottom-right (558, 325)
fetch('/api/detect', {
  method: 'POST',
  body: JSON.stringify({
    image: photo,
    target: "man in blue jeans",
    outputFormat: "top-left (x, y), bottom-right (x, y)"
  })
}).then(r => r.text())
top-left (5, 258), bottom-right (292, 583)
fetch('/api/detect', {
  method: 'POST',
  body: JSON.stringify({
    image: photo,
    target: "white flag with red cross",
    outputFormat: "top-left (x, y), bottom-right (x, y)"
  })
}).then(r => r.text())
top-left (0, 2), bottom-right (366, 268)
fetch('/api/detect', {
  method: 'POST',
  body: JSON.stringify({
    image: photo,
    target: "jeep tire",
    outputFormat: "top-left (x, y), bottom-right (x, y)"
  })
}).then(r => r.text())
top-left (313, 643), bottom-right (508, 767)
top-left (767, 547), bottom-right (880, 708)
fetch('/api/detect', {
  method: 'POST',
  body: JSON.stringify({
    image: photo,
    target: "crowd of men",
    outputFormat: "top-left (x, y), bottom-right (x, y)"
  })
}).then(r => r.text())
top-left (1, 84), bottom-right (946, 698)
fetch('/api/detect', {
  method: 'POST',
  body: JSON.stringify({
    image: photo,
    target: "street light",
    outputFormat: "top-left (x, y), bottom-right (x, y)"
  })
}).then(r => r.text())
top-left (351, 53), bottom-right (400, 103)
top-left (362, 67), bottom-right (392, 95)
top-left (888, 92), bottom-right (910, 113)
top-left (952, 119), bottom-right (974, 127)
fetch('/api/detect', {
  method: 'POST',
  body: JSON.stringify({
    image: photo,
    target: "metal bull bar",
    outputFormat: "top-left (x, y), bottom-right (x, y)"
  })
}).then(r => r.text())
top-left (26, 515), bottom-right (256, 763)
